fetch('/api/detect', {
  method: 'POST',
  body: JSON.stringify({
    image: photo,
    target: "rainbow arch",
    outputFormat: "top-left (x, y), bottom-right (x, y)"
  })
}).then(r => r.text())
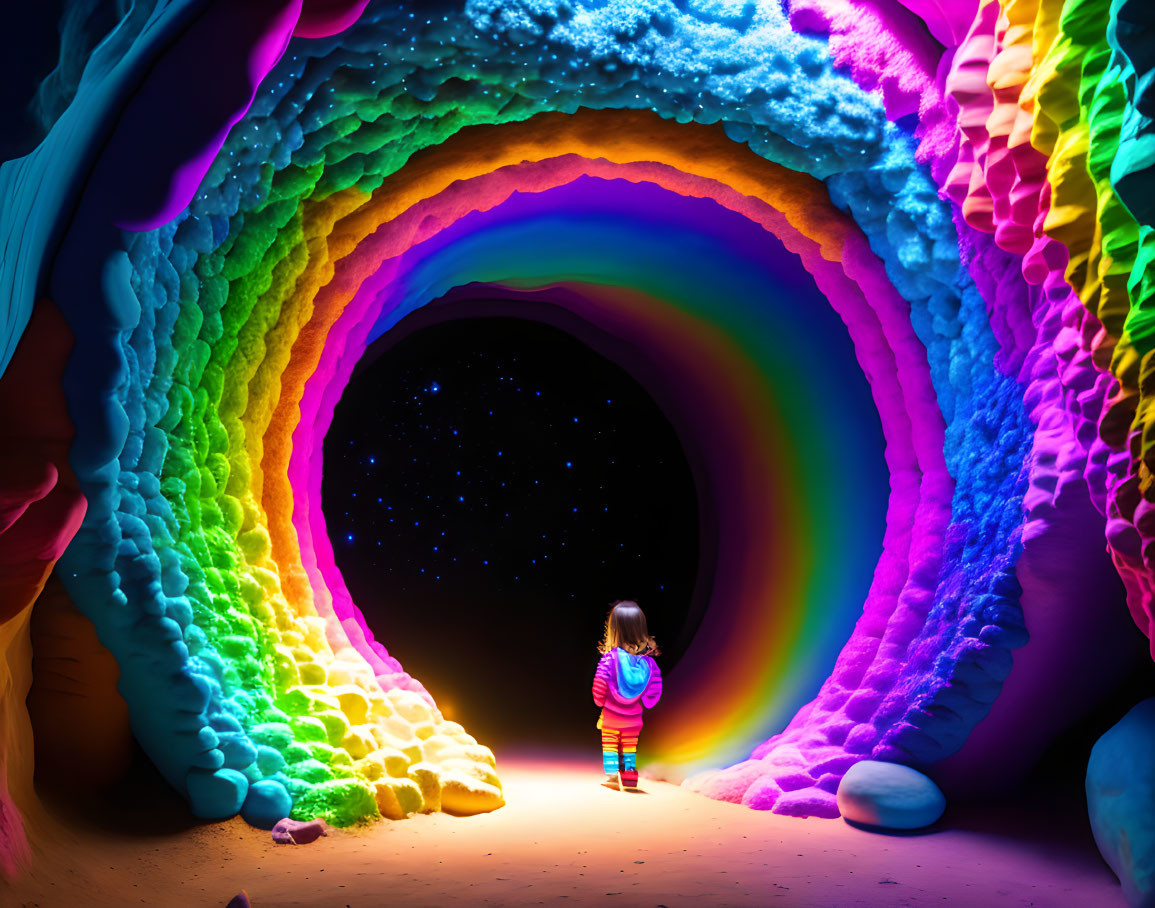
top-left (0, 0), bottom-right (1151, 839)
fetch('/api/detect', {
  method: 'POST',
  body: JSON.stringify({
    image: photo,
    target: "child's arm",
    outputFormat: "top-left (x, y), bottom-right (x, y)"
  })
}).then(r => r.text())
top-left (592, 653), bottom-right (612, 706)
top-left (642, 659), bottom-right (662, 708)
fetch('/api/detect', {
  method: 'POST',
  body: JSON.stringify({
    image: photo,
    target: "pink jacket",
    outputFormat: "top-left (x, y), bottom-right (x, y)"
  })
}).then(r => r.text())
top-left (592, 648), bottom-right (662, 733)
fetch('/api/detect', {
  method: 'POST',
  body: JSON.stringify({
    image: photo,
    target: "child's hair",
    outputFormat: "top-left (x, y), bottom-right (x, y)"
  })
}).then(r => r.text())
top-left (599, 600), bottom-right (660, 657)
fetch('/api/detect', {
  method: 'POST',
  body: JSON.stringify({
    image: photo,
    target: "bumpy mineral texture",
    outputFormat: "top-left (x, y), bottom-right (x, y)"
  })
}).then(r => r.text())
top-left (0, 0), bottom-right (1152, 855)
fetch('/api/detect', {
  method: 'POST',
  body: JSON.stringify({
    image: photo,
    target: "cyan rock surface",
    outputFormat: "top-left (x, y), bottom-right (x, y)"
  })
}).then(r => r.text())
top-left (1087, 698), bottom-right (1155, 907)
top-left (836, 760), bottom-right (945, 830)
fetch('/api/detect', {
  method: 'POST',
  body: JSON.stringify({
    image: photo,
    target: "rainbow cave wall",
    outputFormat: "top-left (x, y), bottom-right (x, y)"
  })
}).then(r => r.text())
top-left (1, 0), bottom-right (1154, 867)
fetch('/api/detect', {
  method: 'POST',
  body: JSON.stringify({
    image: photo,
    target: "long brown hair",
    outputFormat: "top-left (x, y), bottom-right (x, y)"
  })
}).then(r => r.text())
top-left (598, 600), bottom-right (660, 657)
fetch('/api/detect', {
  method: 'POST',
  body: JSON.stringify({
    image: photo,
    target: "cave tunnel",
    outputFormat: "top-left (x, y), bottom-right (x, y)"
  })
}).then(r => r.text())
top-left (3, 0), bottom-right (1155, 904)
top-left (316, 175), bottom-right (893, 759)
top-left (324, 308), bottom-right (707, 751)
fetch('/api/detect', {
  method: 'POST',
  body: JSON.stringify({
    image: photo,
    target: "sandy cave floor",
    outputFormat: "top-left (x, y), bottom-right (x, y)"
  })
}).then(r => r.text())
top-left (2, 752), bottom-right (1124, 907)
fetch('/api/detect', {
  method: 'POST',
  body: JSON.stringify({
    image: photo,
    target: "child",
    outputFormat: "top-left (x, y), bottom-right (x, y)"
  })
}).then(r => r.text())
top-left (592, 599), bottom-right (662, 790)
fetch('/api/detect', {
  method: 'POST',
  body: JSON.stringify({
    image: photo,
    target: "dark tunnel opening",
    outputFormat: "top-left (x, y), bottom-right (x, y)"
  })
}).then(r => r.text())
top-left (322, 311), bottom-right (702, 750)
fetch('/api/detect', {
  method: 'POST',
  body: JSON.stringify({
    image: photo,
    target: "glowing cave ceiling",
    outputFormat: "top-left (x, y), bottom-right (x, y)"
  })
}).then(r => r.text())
top-left (0, 0), bottom-right (1152, 836)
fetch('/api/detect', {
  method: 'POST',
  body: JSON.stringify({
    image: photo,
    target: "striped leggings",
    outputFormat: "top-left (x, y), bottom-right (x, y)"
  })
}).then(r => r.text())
top-left (601, 727), bottom-right (639, 774)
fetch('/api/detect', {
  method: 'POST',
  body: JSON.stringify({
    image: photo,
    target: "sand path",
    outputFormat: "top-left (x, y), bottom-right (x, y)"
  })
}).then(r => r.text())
top-left (3, 753), bottom-right (1123, 907)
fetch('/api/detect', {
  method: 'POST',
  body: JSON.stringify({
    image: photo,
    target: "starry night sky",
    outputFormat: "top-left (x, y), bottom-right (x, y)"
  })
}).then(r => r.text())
top-left (323, 313), bottom-right (700, 748)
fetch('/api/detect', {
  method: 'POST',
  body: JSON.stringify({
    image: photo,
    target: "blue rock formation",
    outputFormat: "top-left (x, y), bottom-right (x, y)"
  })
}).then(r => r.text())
top-left (1088, 698), bottom-right (1155, 907)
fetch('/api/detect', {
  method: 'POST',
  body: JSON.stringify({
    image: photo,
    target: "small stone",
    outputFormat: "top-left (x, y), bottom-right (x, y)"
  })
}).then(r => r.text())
top-left (836, 760), bottom-right (945, 830)
top-left (271, 817), bottom-right (327, 845)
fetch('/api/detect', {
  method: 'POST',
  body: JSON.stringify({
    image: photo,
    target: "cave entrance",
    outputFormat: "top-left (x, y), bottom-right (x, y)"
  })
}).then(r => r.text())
top-left (322, 304), bottom-right (706, 750)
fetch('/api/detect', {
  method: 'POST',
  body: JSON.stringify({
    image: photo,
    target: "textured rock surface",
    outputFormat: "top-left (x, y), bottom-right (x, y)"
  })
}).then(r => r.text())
top-left (1087, 699), bottom-right (1155, 907)
top-left (836, 760), bottom-right (946, 830)
top-left (0, 299), bottom-right (83, 878)
top-left (0, 0), bottom-right (1152, 849)
top-left (40, 0), bottom-right (1033, 826)
top-left (796, 0), bottom-right (1150, 791)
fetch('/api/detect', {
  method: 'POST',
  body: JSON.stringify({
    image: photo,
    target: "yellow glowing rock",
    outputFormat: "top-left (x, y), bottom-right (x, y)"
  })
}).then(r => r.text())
top-left (330, 644), bottom-right (363, 660)
top-left (364, 746), bottom-right (410, 778)
top-left (324, 661), bottom-right (357, 686)
top-left (252, 566), bottom-right (280, 590)
top-left (400, 743), bottom-right (423, 764)
top-left (449, 732), bottom-right (478, 747)
top-left (297, 661), bottom-right (327, 685)
top-left (367, 724), bottom-right (395, 749)
top-left (267, 593), bottom-right (294, 620)
top-left (375, 777), bottom-right (424, 819)
top-left (247, 596), bottom-right (276, 622)
top-left (419, 734), bottom-right (463, 762)
top-left (387, 688), bottom-right (435, 723)
top-left (238, 525), bottom-right (271, 562)
top-left (355, 754), bottom-right (387, 782)
top-left (238, 573), bottom-right (263, 606)
top-left (332, 685), bottom-right (370, 724)
top-left (342, 726), bottom-right (375, 760)
top-left (441, 757), bottom-right (501, 789)
top-left (438, 721), bottom-right (466, 736)
top-left (461, 744), bottom-right (497, 769)
top-left (300, 616), bottom-right (328, 650)
top-left (369, 724), bottom-right (423, 765)
top-left (380, 714), bottom-right (420, 744)
top-left (440, 772), bottom-right (504, 816)
top-left (406, 762), bottom-right (442, 813)
top-left (240, 497), bottom-right (261, 532)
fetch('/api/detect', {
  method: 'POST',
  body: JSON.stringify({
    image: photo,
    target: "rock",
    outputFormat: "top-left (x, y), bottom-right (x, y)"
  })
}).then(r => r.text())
top-left (241, 779), bottom-right (292, 830)
top-left (440, 772), bottom-right (505, 816)
top-left (374, 778), bottom-right (424, 820)
top-left (836, 760), bottom-right (945, 830)
top-left (1087, 699), bottom-right (1155, 907)
top-left (271, 817), bottom-right (327, 845)
top-left (186, 768), bottom-right (249, 820)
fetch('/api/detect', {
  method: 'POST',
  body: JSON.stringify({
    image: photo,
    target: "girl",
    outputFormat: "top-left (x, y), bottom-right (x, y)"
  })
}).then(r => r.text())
top-left (592, 600), bottom-right (662, 790)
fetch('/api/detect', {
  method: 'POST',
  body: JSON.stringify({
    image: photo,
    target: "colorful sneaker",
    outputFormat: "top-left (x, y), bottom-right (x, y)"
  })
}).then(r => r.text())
top-left (620, 770), bottom-right (639, 789)
top-left (601, 772), bottom-right (622, 790)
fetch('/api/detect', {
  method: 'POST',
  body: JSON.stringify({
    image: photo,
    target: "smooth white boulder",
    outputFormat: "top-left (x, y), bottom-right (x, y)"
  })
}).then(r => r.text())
top-left (836, 760), bottom-right (945, 830)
